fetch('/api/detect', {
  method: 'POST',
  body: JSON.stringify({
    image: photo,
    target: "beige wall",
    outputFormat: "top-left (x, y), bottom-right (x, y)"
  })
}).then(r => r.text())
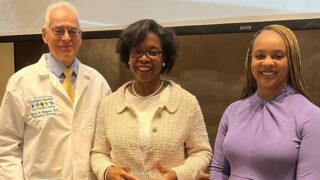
top-left (1, 0), bottom-right (319, 36)
top-left (0, 43), bottom-right (15, 104)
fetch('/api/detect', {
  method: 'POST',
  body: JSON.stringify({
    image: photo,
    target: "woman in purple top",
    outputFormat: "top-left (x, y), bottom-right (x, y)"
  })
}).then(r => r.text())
top-left (210, 24), bottom-right (320, 180)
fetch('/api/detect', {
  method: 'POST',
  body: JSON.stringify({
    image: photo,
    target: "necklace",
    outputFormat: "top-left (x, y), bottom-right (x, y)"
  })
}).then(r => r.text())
top-left (132, 80), bottom-right (163, 98)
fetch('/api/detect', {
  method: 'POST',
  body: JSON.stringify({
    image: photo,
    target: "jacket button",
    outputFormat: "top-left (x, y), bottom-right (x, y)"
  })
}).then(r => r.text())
top-left (152, 127), bottom-right (157, 132)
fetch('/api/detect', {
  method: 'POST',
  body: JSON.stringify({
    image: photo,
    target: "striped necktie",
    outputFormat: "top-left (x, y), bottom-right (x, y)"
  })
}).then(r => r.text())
top-left (63, 69), bottom-right (74, 105)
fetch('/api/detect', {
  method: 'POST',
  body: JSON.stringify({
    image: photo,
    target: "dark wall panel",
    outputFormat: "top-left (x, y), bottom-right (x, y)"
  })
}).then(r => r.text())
top-left (77, 39), bottom-right (120, 91)
top-left (14, 29), bottom-right (320, 149)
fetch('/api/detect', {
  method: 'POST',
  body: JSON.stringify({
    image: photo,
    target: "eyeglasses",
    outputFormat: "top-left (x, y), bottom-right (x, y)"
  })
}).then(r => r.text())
top-left (130, 49), bottom-right (163, 59)
top-left (50, 27), bottom-right (81, 38)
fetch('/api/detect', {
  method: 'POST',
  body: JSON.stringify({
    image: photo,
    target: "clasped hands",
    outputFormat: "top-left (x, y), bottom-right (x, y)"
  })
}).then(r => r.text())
top-left (106, 160), bottom-right (177, 180)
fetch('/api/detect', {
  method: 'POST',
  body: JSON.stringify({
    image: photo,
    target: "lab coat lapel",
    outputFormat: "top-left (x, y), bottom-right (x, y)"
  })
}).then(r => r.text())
top-left (37, 55), bottom-right (69, 100)
top-left (73, 63), bottom-right (90, 108)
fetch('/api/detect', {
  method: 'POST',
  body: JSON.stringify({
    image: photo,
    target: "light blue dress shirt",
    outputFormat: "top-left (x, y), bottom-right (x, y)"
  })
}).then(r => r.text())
top-left (45, 53), bottom-right (78, 90)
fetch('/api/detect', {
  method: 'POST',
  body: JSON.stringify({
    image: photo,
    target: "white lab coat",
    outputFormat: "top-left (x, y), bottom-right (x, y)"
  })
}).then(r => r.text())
top-left (0, 55), bottom-right (111, 180)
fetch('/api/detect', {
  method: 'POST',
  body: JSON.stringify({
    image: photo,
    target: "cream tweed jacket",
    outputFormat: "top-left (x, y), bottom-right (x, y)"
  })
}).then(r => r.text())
top-left (91, 80), bottom-right (212, 180)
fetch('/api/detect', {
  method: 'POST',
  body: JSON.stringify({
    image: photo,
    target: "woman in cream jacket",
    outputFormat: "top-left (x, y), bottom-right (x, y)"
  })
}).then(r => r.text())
top-left (91, 19), bottom-right (212, 180)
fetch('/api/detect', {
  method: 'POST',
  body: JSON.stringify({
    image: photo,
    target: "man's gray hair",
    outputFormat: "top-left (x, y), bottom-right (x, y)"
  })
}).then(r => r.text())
top-left (43, 1), bottom-right (80, 29)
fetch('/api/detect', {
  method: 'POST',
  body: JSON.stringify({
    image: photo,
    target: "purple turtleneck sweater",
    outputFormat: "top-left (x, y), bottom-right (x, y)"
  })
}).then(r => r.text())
top-left (210, 86), bottom-right (320, 180)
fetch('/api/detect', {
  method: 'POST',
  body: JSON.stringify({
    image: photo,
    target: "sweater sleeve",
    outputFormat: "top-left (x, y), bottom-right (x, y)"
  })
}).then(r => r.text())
top-left (0, 79), bottom-right (25, 179)
top-left (296, 107), bottom-right (320, 179)
top-left (209, 106), bottom-right (231, 180)
top-left (172, 96), bottom-right (213, 180)
top-left (90, 97), bottom-right (115, 180)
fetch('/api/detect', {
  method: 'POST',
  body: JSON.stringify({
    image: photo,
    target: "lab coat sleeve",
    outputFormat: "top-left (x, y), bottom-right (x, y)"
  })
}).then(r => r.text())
top-left (0, 79), bottom-right (25, 179)
top-left (102, 80), bottom-right (112, 97)
top-left (171, 96), bottom-right (213, 180)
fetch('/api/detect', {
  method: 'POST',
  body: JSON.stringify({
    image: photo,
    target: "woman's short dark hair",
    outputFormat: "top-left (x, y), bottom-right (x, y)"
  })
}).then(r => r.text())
top-left (116, 19), bottom-right (178, 74)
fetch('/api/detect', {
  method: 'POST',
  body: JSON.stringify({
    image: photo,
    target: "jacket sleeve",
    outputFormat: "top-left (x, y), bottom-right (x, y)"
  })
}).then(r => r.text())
top-left (296, 107), bottom-right (320, 179)
top-left (209, 107), bottom-right (230, 180)
top-left (0, 79), bottom-right (25, 179)
top-left (90, 97), bottom-right (115, 180)
top-left (172, 97), bottom-right (213, 180)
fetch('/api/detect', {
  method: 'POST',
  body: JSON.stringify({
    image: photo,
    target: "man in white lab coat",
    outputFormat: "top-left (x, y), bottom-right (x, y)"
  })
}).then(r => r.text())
top-left (0, 1), bottom-right (111, 179)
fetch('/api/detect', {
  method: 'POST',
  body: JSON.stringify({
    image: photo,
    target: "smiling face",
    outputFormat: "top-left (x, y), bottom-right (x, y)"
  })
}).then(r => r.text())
top-left (128, 32), bottom-right (163, 84)
top-left (42, 6), bottom-right (82, 67)
top-left (251, 30), bottom-right (289, 98)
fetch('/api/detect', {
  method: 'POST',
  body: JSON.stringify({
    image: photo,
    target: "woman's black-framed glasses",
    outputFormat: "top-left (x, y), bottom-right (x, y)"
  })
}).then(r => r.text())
top-left (130, 49), bottom-right (163, 59)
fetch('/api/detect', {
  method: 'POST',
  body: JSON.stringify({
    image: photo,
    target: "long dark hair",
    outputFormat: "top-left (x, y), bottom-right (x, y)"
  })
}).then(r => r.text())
top-left (240, 24), bottom-right (311, 101)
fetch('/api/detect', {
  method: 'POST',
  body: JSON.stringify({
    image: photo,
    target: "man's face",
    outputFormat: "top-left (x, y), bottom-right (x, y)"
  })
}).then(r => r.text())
top-left (42, 7), bottom-right (82, 67)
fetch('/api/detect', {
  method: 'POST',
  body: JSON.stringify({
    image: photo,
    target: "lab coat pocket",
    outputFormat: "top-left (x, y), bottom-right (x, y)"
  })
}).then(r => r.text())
top-left (32, 170), bottom-right (63, 180)
top-left (35, 177), bottom-right (62, 180)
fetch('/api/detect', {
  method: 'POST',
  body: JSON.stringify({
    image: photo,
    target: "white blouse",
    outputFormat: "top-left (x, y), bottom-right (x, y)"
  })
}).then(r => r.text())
top-left (125, 84), bottom-right (170, 156)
